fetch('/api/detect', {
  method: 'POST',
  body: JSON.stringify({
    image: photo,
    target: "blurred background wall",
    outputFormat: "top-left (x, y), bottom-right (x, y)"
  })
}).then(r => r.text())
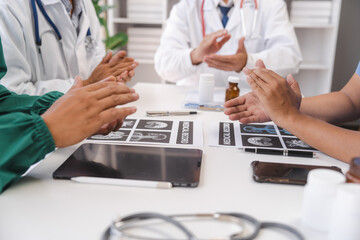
top-left (332, 0), bottom-right (360, 91)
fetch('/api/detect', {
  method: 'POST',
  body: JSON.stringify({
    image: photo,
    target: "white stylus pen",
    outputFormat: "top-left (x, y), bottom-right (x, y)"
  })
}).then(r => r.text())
top-left (71, 177), bottom-right (173, 189)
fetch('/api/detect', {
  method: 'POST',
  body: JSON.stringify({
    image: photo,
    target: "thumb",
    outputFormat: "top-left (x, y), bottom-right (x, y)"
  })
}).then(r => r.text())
top-left (70, 76), bottom-right (83, 90)
top-left (255, 59), bottom-right (266, 69)
top-left (287, 74), bottom-right (301, 95)
top-left (237, 37), bottom-right (246, 53)
top-left (101, 51), bottom-right (113, 64)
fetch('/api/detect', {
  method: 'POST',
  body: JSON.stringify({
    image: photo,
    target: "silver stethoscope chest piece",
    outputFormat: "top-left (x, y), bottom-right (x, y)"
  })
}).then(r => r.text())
top-left (85, 28), bottom-right (96, 52)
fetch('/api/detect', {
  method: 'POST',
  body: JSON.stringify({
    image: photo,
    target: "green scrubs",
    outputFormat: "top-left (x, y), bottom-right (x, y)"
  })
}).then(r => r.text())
top-left (0, 39), bottom-right (63, 193)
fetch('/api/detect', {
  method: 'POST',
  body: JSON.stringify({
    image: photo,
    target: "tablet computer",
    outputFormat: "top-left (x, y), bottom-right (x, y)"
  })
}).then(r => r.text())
top-left (53, 143), bottom-right (202, 187)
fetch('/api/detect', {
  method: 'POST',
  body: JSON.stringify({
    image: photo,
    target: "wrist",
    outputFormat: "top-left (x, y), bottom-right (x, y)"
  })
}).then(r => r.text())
top-left (41, 114), bottom-right (60, 147)
top-left (236, 54), bottom-right (248, 73)
top-left (190, 48), bottom-right (203, 65)
top-left (277, 109), bottom-right (303, 129)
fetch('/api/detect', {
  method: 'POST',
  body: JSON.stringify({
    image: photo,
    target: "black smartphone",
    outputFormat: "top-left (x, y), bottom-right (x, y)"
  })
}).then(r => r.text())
top-left (251, 161), bottom-right (343, 185)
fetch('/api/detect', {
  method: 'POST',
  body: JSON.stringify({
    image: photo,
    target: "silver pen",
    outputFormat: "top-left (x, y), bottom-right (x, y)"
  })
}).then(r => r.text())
top-left (146, 111), bottom-right (198, 117)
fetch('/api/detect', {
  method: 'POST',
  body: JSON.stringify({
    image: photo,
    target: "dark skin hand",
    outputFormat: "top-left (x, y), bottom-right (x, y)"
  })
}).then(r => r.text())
top-left (42, 76), bottom-right (139, 147)
top-left (83, 51), bottom-right (139, 86)
top-left (245, 67), bottom-right (302, 127)
top-left (224, 60), bottom-right (301, 124)
top-left (204, 37), bottom-right (247, 72)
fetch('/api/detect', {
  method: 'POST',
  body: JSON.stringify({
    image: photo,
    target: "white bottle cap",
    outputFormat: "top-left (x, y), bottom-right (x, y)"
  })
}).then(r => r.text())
top-left (227, 76), bottom-right (240, 84)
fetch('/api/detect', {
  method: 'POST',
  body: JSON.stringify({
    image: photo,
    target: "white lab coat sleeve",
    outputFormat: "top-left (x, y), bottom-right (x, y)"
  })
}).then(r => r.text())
top-left (246, 0), bottom-right (302, 77)
top-left (0, 5), bottom-right (74, 95)
top-left (154, 1), bottom-right (199, 83)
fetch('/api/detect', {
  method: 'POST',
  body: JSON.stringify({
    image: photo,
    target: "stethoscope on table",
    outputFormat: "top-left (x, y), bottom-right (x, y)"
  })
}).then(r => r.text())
top-left (201, 0), bottom-right (258, 38)
top-left (30, 0), bottom-right (96, 77)
top-left (102, 212), bottom-right (305, 240)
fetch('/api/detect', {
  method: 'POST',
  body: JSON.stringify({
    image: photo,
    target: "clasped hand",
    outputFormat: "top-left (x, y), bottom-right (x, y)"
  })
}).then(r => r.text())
top-left (191, 30), bottom-right (247, 72)
top-left (85, 51), bottom-right (139, 86)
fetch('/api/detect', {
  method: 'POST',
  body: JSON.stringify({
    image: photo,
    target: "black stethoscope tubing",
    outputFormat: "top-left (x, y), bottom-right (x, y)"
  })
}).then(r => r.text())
top-left (30, 0), bottom-right (91, 47)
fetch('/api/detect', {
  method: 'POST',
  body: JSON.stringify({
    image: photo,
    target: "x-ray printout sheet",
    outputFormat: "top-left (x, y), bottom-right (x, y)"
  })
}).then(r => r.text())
top-left (208, 121), bottom-right (317, 152)
top-left (87, 118), bottom-right (203, 147)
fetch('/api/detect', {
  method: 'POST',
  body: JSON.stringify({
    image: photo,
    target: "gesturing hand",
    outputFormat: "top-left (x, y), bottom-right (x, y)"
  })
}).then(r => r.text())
top-left (246, 68), bottom-right (302, 127)
top-left (204, 37), bottom-right (247, 72)
top-left (84, 51), bottom-right (139, 85)
top-left (42, 76), bottom-right (139, 147)
top-left (224, 60), bottom-right (270, 123)
top-left (191, 30), bottom-right (231, 65)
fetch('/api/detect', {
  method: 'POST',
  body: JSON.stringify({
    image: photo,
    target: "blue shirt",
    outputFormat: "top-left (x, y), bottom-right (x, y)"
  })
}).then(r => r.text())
top-left (357, 62), bottom-right (360, 76)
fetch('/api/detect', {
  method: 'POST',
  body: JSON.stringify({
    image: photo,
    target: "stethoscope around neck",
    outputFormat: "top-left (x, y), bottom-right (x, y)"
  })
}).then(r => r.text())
top-left (201, 0), bottom-right (258, 38)
top-left (30, 0), bottom-right (96, 78)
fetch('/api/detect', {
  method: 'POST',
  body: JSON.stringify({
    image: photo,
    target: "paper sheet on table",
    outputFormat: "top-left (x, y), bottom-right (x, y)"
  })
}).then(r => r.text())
top-left (184, 88), bottom-right (252, 110)
top-left (87, 118), bottom-right (203, 148)
top-left (208, 121), bottom-right (317, 152)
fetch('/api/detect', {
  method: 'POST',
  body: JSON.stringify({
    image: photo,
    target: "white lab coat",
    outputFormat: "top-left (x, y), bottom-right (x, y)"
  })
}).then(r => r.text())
top-left (154, 0), bottom-right (302, 87)
top-left (0, 0), bottom-right (105, 95)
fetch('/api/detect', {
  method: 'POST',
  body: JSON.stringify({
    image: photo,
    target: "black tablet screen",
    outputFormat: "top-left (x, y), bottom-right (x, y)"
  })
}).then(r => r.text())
top-left (53, 144), bottom-right (202, 187)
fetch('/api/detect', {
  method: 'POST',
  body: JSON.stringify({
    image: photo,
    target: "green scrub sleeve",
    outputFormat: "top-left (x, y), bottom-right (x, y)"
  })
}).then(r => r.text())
top-left (0, 85), bottom-right (63, 115)
top-left (0, 112), bottom-right (56, 193)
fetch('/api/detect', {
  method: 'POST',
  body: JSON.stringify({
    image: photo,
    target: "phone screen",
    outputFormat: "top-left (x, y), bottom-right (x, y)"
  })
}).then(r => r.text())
top-left (251, 161), bottom-right (343, 185)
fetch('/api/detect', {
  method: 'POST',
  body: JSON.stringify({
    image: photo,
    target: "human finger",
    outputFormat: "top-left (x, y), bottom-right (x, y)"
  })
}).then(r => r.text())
top-left (224, 96), bottom-right (246, 108)
top-left (255, 59), bottom-right (266, 69)
top-left (210, 29), bottom-right (228, 39)
top-left (205, 58), bottom-right (233, 71)
top-left (229, 111), bottom-right (253, 121)
top-left (243, 67), bottom-right (253, 75)
top-left (217, 34), bottom-right (231, 48)
top-left (83, 76), bottom-right (117, 91)
top-left (253, 69), bottom-right (282, 86)
top-left (114, 118), bottom-right (125, 131)
top-left (109, 57), bottom-right (134, 68)
top-left (237, 37), bottom-right (246, 54)
top-left (249, 71), bottom-right (272, 90)
top-left (92, 82), bottom-right (133, 100)
top-left (247, 76), bottom-right (264, 95)
top-left (237, 115), bottom-right (259, 124)
top-left (96, 92), bottom-right (139, 111)
top-left (109, 50), bottom-right (127, 63)
top-left (207, 54), bottom-right (233, 63)
top-left (224, 105), bottom-right (247, 117)
top-left (129, 70), bottom-right (135, 77)
top-left (113, 63), bottom-right (138, 77)
top-left (99, 107), bottom-right (137, 128)
top-left (287, 74), bottom-right (301, 94)
top-left (100, 76), bottom-right (117, 83)
top-left (101, 51), bottom-right (113, 64)
top-left (110, 60), bottom-right (134, 70)
top-left (69, 76), bottom-right (84, 91)
top-left (96, 120), bottom-right (118, 135)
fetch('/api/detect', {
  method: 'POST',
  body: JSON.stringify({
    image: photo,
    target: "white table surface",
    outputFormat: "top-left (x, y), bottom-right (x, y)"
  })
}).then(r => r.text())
top-left (0, 83), bottom-right (349, 240)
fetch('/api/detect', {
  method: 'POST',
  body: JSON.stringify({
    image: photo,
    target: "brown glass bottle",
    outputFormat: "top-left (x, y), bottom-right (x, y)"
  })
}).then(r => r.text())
top-left (346, 157), bottom-right (360, 183)
top-left (225, 76), bottom-right (240, 102)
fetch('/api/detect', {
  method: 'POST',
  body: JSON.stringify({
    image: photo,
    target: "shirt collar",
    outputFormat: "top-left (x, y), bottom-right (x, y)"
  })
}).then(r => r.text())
top-left (212, 0), bottom-right (239, 7)
top-left (61, 0), bottom-right (82, 17)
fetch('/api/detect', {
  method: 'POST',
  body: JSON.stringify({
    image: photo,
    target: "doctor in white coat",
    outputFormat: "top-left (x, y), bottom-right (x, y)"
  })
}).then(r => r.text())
top-left (0, 0), bottom-right (138, 95)
top-left (154, 0), bottom-right (302, 87)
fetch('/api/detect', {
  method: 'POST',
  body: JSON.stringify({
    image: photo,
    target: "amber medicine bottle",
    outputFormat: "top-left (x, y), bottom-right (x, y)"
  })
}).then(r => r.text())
top-left (225, 76), bottom-right (240, 102)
